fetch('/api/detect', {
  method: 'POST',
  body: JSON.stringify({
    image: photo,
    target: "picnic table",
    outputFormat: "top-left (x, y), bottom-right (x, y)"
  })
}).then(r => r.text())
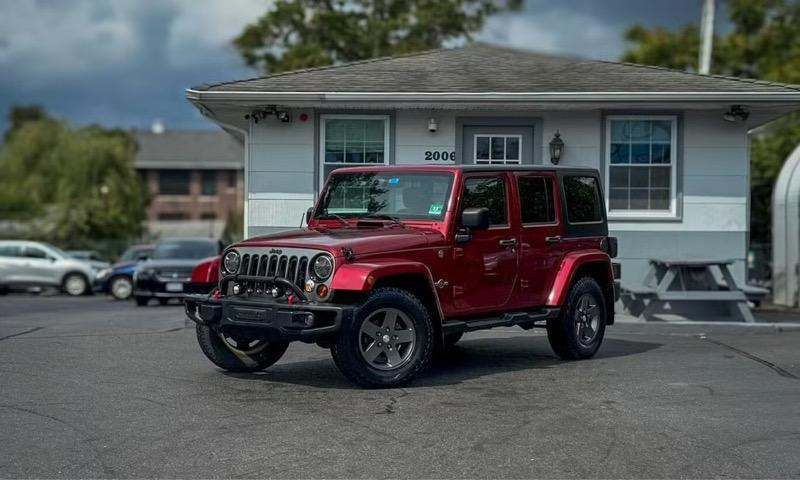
top-left (621, 258), bottom-right (767, 323)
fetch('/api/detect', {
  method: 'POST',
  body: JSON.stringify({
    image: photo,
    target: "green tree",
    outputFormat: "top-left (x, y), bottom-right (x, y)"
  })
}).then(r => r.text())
top-left (3, 104), bottom-right (47, 142)
top-left (0, 111), bottom-right (149, 247)
top-left (235, 0), bottom-right (522, 74)
top-left (622, 0), bottom-right (800, 245)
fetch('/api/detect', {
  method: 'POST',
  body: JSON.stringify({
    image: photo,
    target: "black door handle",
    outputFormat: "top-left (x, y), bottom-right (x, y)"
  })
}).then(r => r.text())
top-left (544, 235), bottom-right (562, 244)
top-left (499, 238), bottom-right (518, 248)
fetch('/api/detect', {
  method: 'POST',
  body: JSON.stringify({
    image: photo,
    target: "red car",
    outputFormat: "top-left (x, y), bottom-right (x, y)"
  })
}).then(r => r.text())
top-left (185, 166), bottom-right (618, 388)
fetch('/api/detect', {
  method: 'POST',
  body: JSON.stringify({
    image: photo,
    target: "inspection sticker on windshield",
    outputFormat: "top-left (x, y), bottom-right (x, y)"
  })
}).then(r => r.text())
top-left (388, 177), bottom-right (400, 185)
top-left (428, 203), bottom-right (444, 215)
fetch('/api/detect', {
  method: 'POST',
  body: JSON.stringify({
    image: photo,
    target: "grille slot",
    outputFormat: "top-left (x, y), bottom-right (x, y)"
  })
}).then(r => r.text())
top-left (233, 251), bottom-right (312, 295)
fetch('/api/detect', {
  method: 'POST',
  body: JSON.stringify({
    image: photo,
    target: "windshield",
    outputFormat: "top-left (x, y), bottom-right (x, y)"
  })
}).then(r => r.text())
top-left (121, 246), bottom-right (153, 262)
top-left (316, 172), bottom-right (454, 221)
top-left (152, 240), bottom-right (217, 260)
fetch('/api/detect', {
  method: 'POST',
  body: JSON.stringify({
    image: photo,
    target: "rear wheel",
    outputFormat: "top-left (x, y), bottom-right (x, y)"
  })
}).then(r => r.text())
top-left (109, 276), bottom-right (133, 300)
top-left (547, 276), bottom-right (606, 360)
top-left (331, 288), bottom-right (434, 388)
top-left (196, 325), bottom-right (289, 373)
top-left (62, 273), bottom-right (88, 296)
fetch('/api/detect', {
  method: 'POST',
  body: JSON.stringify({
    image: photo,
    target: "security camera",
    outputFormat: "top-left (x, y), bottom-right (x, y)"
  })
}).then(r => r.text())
top-left (277, 110), bottom-right (292, 123)
top-left (427, 117), bottom-right (438, 133)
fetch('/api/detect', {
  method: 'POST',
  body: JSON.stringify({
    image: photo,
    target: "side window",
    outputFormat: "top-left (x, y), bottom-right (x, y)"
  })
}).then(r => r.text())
top-left (462, 177), bottom-right (508, 226)
top-left (518, 176), bottom-right (556, 224)
top-left (23, 247), bottom-right (49, 259)
top-left (563, 176), bottom-right (602, 224)
top-left (0, 245), bottom-right (21, 257)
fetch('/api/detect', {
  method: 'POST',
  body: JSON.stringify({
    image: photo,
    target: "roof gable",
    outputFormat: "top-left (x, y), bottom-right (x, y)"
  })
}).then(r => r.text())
top-left (191, 43), bottom-right (800, 95)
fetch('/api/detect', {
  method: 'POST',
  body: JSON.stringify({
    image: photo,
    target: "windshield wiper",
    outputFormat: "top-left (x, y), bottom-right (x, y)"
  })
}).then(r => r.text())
top-left (317, 213), bottom-right (350, 226)
top-left (360, 213), bottom-right (404, 226)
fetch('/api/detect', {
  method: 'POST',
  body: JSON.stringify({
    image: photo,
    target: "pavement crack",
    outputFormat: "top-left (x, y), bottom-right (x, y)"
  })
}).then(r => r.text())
top-left (0, 326), bottom-right (43, 341)
top-left (703, 337), bottom-right (799, 380)
top-left (377, 388), bottom-right (408, 414)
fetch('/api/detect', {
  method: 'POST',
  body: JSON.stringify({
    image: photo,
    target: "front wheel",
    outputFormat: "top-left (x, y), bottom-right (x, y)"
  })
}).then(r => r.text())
top-left (331, 288), bottom-right (434, 388)
top-left (62, 273), bottom-right (88, 296)
top-left (196, 325), bottom-right (289, 373)
top-left (547, 277), bottom-right (607, 360)
top-left (109, 276), bottom-right (133, 300)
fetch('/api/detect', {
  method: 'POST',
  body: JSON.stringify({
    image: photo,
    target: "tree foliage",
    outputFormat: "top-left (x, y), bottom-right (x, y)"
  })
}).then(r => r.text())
top-left (0, 109), bottom-right (149, 247)
top-left (234, 0), bottom-right (522, 74)
top-left (622, 0), bottom-right (800, 244)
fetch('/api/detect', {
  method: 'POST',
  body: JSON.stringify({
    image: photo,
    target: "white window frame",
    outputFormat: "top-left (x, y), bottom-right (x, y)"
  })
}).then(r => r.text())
top-left (605, 115), bottom-right (678, 219)
top-left (319, 114), bottom-right (390, 188)
top-left (473, 134), bottom-right (522, 165)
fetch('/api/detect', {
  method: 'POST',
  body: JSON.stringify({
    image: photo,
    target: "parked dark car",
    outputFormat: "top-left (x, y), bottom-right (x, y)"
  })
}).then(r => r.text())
top-left (95, 244), bottom-right (155, 300)
top-left (134, 238), bottom-right (223, 306)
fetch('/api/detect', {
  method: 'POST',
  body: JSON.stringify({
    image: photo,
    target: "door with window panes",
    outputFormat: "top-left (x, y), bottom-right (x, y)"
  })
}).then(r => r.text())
top-left (462, 126), bottom-right (534, 165)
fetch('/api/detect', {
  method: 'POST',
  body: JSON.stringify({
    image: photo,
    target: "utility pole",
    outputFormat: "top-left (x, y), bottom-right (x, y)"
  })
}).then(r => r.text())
top-left (698, 0), bottom-right (715, 74)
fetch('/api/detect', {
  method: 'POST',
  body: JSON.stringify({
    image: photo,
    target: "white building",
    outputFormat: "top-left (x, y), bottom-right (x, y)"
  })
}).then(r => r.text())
top-left (187, 44), bottom-right (800, 285)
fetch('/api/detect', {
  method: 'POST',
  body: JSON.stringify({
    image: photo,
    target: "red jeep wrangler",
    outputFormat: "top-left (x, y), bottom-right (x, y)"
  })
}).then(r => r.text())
top-left (185, 166), bottom-right (618, 388)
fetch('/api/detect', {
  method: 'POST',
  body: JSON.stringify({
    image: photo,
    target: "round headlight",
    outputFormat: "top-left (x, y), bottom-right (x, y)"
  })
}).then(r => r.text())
top-left (223, 250), bottom-right (240, 274)
top-left (312, 254), bottom-right (333, 280)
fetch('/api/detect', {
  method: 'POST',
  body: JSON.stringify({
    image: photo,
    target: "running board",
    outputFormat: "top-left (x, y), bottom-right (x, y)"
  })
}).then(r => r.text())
top-left (442, 308), bottom-right (560, 335)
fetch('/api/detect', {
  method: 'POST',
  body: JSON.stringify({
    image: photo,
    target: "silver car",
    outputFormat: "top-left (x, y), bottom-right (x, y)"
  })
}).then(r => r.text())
top-left (0, 241), bottom-right (97, 296)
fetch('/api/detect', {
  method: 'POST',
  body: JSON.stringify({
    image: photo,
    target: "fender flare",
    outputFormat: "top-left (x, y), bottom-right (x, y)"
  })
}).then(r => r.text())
top-left (331, 260), bottom-right (444, 320)
top-left (547, 250), bottom-right (614, 307)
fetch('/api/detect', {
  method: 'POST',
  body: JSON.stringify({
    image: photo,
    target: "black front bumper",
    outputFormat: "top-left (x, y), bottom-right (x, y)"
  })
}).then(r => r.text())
top-left (184, 294), bottom-right (353, 341)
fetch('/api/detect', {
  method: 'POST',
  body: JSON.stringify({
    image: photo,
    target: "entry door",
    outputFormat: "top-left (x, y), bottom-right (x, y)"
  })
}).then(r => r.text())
top-left (514, 172), bottom-right (564, 307)
top-left (451, 174), bottom-right (519, 316)
top-left (462, 126), bottom-right (534, 165)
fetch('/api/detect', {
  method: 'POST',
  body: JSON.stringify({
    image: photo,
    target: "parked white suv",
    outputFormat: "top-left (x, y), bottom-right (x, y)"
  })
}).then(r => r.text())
top-left (0, 241), bottom-right (96, 296)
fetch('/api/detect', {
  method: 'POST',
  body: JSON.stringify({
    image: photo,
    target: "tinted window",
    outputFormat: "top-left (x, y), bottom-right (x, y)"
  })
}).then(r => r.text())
top-left (201, 171), bottom-right (216, 196)
top-left (518, 176), bottom-right (556, 224)
top-left (563, 176), bottom-right (602, 224)
top-left (0, 245), bottom-right (21, 257)
top-left (462, 177), bottom-right (508, 226)
top-left (152, 240), bottom-right (218, 260)
top-left (159, 170), bottom-right (190, 195)
top-left (23, 247), bottom-right (49, 259)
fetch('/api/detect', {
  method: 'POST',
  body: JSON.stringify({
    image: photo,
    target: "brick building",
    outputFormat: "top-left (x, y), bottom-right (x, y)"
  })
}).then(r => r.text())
top-left (133, 129), bottom-right (243, 238)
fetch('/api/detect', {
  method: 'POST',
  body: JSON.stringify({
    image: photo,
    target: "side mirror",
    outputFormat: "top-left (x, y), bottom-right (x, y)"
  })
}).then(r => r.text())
top-left (461, 207), bottom-right (490, 230)
top-left (305, 207), bottom-right (314, 224)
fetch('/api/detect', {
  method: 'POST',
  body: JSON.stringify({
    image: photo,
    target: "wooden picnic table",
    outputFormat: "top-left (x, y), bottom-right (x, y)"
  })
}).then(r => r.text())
top-left (621, 258), bottom-right (764, 323)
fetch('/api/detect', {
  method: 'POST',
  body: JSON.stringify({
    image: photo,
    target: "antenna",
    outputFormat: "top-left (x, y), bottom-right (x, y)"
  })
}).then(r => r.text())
top-left (698, 0), bottom-right (715, 74)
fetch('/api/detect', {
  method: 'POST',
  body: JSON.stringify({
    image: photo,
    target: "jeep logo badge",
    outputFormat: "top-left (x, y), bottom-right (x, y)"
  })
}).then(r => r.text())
top-left (269, 248), bottom-right (283, 254)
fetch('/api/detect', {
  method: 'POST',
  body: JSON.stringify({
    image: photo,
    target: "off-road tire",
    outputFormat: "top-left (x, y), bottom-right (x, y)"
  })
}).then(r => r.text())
top-left (196, 325), bottom-right (289, 373)
top-left (62, 272), bottom-right (89, 296)
top-left (134, 296), bottom-right (149, 307)
top-left (547, 276), bottom-right (607, 360)
top-left (331, 287), bottom-right (434, 388)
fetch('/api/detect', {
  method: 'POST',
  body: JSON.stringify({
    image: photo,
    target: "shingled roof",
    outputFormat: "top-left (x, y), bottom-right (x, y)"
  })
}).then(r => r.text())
top-left (133, 130), bottom-right (243, 170)
top-left (190, 43), bottom-right (800, 95)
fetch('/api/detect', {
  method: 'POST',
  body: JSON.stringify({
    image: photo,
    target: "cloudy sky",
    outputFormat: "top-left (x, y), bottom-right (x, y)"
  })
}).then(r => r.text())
top-left (0, 0), bottom-right (719, 134)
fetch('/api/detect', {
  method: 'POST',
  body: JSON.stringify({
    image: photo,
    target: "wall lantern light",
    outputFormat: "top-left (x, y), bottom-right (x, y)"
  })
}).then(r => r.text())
top-left (723, 105), bottom-right (749, 122)
top-left (549, 130), bottom-right (565, 165)
top-left (427, 117), bottom-right (438, 133)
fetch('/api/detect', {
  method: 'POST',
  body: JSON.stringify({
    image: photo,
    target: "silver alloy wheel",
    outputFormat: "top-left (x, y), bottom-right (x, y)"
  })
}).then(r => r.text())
top-left (64, 274), bottom-right (87, 296)
top-left (358, 308), bottom-right (416, 371)
top-left (110, 277), bottom-right (133, 300)
top-left (574, 293), bottom-right (600, 346)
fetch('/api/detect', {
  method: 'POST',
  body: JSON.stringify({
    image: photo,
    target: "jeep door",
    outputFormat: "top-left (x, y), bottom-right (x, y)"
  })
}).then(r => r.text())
top-left (451, 173), bottom-right (519, 315)
top-left (513, 172), bottom-right (564, 307)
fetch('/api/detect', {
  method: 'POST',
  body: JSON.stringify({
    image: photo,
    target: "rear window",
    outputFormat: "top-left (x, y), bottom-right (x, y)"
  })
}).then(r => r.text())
top-left (563, 176), bottom-right (603, 224)
top-left (518, 176), bottom-right (556, 224)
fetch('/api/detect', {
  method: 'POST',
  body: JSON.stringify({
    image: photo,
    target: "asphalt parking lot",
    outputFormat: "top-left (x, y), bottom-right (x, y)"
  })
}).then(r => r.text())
top-left (1, 295), bottom-right (800, 478)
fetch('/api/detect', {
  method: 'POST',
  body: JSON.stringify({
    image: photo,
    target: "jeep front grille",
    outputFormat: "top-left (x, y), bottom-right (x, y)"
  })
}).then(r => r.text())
top-left (235, 253), bottom-right (310, 294)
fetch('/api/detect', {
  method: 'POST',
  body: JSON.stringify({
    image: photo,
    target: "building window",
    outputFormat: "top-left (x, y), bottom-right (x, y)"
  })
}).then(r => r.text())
top-left (201, 171), bottom-right (216, 196)
top-left (606, 116), bottom-right (677, 217)
top-left (200, 212), bottom-right (216, 220)
top-left (158, 170), bottom-right (190, 195)
top-left (158, 212), bottom-right (187, 221)
top-left (227, 171), bottom-right (237, 189)
top-left (474, 135), bottom-right (521, 165)
top-left (320, 115), bottom-right (389, 184)
top-left (517, 176), bottom-right (556, 224)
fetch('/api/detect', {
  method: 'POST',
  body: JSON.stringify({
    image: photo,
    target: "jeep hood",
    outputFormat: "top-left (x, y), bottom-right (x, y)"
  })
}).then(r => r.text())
top-left (237, 227), bottom-right (445, 257)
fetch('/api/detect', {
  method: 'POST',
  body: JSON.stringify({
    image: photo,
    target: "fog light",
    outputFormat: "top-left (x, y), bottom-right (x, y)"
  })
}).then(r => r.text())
top-left (316, 284), bottom-right (329, 299)
top-left (270, 286), bottom-right (284, 298)
top-left (304, 280), bottom-right (315, 293)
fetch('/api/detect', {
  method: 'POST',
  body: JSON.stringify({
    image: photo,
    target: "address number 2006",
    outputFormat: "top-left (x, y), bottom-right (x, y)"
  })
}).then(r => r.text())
top-left (424, 150), bottom-right (456, 162)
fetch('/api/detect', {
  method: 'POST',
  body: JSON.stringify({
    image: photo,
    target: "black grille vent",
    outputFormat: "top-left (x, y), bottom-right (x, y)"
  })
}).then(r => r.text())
top-left (235, 253), bottom-right (310, 294)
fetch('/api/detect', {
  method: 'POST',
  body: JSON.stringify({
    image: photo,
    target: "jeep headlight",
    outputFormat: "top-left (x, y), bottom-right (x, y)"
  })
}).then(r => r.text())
top-left (223, 250), bottom-right (240, 274)
top-left (312, 254), bottom-right (333, 281)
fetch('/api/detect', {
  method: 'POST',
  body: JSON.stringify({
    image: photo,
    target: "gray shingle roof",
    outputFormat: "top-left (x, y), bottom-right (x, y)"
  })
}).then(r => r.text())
top-left (133, 130), bottom-right (243, 170)
top-left (191, 43), bottom-right (800, 94)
